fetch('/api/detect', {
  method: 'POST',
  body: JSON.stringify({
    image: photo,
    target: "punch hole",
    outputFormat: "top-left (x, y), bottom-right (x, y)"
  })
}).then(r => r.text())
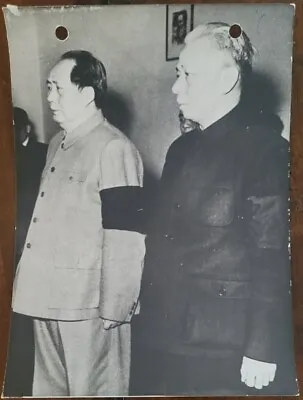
top-left (55, 26), bottom-right (69, 41)
top-left (229, 24), bottom-right (242, 38)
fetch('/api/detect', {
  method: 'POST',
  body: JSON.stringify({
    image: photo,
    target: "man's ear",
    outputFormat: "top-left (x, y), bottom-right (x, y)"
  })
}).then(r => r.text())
top-left (220, 64), bottom-right (240, 95)
top-left (81, 86), bottom-right (95, 105)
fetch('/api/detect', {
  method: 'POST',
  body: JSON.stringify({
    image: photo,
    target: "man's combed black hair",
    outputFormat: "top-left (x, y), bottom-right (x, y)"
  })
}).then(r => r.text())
top-left (61, 50), bottom-right (107, 109)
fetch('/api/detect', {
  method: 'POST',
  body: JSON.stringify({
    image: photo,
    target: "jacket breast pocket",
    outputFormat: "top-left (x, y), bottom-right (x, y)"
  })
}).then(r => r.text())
top-left (197, 185), bottom-right (235, 227)
top-left (60, 170), bottom-right (88, 205)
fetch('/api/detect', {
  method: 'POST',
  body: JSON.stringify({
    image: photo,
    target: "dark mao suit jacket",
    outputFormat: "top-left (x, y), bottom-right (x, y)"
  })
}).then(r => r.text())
top-left (139, 104), bottom-right (293, 367)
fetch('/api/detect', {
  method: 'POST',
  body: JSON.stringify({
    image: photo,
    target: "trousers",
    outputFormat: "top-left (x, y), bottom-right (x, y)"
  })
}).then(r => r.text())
top-left (130, 344), bottom-right (247, 396)
top-left (4, 312), bottom-right (34, 396)
top-left (33, 318), bottom-right (130, 396)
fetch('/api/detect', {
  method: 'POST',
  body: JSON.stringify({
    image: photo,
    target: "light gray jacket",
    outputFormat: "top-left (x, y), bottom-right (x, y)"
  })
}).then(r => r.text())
top-left (13, 111), bottom-right (145, 321)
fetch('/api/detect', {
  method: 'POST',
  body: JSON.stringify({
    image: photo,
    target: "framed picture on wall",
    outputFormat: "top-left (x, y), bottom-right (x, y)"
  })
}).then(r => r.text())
top-left (166, 4), bottom-right (194, 61)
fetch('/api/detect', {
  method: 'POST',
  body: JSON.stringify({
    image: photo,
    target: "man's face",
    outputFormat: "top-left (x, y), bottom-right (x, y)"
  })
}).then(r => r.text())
top-left (172, 37), bottom-right (228, 125)
top-left (47, 59), bottom-right (88, 127)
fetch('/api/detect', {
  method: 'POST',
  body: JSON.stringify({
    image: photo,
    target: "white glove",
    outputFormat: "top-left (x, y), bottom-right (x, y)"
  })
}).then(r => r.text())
top-left (241, 356), bottom-right (277, 389)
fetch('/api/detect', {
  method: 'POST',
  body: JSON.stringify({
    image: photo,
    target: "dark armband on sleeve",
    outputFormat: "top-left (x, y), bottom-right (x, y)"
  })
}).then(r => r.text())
top-left (100, 186), bottom-right (147, 234)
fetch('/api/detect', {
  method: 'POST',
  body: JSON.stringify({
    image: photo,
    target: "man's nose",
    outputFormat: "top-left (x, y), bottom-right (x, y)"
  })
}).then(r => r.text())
top-left (172, 76), bottom-right (183, 95)
top-left (47, 88), bottom-right (56, 103)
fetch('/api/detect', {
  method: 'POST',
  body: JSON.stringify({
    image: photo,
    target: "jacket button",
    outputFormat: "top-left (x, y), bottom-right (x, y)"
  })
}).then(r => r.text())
top-left (26, 242), bottom-right (31, 249)
top-left (180, 262), bottom-right (184, 267)
top-left (33, 217), bottom-right (38, 223)
top-left (50, 167), bottom-right (55, 172)
top-left (219, 286), bottom-right (227, 296)
top-left (40, 191), bottom-right (45, 197)
top-left (175, 203), bottom-right (181, 209)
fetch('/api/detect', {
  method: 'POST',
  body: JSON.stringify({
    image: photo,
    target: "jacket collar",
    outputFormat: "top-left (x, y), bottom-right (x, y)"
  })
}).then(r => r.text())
top-left (61, 110), bottom-right (105, 150)
top-left (197, 103), bottom-right (246, 141)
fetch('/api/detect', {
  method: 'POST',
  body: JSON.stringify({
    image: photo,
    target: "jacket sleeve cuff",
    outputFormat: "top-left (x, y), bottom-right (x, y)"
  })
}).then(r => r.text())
top-left (99, 300), bottom-right (138, 323)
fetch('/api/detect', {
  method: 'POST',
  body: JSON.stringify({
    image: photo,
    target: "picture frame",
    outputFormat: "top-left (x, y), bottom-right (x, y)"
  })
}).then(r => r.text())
top-left (166, 4), bottom-right (194, 61)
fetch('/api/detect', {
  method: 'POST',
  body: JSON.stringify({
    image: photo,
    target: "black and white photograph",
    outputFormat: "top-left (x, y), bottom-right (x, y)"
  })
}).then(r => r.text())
top-left (2, 3), bottom-right (298, 397)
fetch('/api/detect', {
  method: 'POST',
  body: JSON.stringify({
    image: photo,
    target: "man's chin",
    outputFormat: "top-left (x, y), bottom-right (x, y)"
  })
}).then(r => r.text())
top-left (52, 113), bottom-right (64, 124)
top-left (180, 108), bottom-right (195, 122)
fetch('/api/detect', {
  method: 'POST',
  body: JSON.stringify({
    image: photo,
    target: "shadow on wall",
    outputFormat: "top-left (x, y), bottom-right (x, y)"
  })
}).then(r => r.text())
top-left (102, 89), bottom-right (133, 138)
top-left (241, 70), bottom-right (283, 115)
top-left (102, 88), bottom-right (160, 193)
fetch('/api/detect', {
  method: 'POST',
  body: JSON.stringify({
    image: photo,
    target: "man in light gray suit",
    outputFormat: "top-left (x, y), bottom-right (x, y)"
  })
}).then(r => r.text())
top-left (12, 50), bottom-right (145, 396)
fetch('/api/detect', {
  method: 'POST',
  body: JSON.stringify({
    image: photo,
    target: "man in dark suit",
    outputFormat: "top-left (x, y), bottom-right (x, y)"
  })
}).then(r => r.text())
top-left (13, 107), bottom-right (48, 264)
top-left (4, 107), bottom-right (47, 396)
top-left (133, 22), bottom-right (296, 395)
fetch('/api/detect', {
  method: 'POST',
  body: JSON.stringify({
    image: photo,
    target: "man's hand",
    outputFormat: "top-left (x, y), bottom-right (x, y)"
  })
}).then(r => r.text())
top-left (240, 356), bottom-right (277, 389)
top-left (102, 319), bottom-right (122, 330)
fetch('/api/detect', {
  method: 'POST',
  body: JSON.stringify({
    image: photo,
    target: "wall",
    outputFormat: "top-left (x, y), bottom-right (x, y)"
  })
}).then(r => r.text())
top-left (4, 4), bottom-right (294, 178)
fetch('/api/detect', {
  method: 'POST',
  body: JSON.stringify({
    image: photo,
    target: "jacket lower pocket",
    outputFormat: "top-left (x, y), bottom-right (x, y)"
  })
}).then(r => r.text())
top-left (183, 281), bottom-right (250, 349)
top-left (48, 268), bottom-right (101, 309)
